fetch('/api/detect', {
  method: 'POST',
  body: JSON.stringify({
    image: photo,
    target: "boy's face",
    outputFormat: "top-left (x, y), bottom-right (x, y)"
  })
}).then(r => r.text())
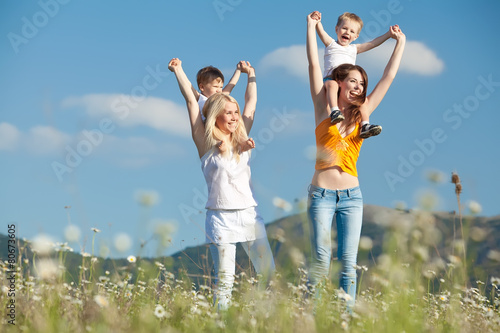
top-left (335, 19), bottom-right (360, 46)
top-left (200, 78), bottom-right (223, 97)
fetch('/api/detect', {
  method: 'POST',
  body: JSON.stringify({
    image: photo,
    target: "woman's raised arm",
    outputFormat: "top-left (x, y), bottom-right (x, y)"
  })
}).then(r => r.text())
top-left (362, 26), bottom-right (406, 116)
top-left (168, 58), bottom-right (206, 157)
top-left (307, 12), bottom-right (328, 126)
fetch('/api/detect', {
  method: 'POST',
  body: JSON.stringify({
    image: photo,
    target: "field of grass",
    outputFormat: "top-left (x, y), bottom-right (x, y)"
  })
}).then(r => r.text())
top-left (2, 173), bottom-right (499, 332)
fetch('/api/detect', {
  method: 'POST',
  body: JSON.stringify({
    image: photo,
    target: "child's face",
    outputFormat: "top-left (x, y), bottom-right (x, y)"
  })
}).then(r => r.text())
top-left (200, 78), bottom-right (223, 97)
top-left (335, 19), bottom-right (360, 46)
top-left (215, 102), bottom-right (240, 134)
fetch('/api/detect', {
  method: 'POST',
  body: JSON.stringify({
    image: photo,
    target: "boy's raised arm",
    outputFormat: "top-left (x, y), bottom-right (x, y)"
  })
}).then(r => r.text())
top-left (222, 63), bottom-right (242, 94)
top-left (356, 27), bottom-right (392, 54)
top-left (316, 20), bottom-right (333, 47)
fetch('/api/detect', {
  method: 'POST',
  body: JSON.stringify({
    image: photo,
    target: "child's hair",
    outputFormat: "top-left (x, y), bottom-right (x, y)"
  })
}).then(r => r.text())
top-left (196, 66), bottom-right (225, 90)
top-left (202, 93), bottom-right (248, 161)
top-left (336, 12), bottom-right (363, 32)
top-left (333, 64), bottom-right (368, 130)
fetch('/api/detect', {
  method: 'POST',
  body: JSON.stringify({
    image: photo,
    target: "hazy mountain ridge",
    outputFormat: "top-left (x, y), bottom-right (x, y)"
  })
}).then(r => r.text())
top-left (1, 205), bottom-right (499, 285)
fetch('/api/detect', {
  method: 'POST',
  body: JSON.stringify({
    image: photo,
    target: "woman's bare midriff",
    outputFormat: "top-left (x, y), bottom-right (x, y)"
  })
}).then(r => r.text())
top-left (311, 166), bottom-right (359, 190)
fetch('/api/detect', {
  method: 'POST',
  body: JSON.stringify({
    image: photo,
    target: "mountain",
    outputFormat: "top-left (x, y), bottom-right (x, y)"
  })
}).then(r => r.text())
top-left (2, 205), bottom-right (499, 285)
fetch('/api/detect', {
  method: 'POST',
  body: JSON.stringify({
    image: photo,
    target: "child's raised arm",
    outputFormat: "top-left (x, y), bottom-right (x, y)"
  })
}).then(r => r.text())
top-left (315, 15), bottom-right (333, 47)
top-left (168, 58), bottom-right (206, 157)
top-left (222, 63), bottom-right (242, 94)
top-left (239, 61), bottom-right (257, 135)
top-left (356, 26), bottom-right (393, 54)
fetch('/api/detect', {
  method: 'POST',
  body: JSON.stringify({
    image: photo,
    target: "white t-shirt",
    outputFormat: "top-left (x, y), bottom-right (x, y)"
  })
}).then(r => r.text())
top-left (198, 93), bottom-right (208, 113)
top-left (201, 150), bottom-right (257, 210)
top-left (323, 40), bottom-right (357, 78)
top-left (201, 149), bottom-right (265, 244)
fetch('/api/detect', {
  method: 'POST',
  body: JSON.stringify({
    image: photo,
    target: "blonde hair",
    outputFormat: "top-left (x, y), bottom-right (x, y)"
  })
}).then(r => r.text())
top-left (202, 93), bottom-right (248, 161)
top-left (336, 12), bottom-right (363, 32)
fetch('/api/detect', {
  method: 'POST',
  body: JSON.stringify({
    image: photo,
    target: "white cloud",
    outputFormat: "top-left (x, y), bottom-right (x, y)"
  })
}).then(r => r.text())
top-left (259, 45), bottom-right (310, 81)
top-left (357, 40), bottom-right (444, 76)
top-left (25, 125), bottom-right (71, 155)
top-left (260, 40), bottom-right (444, 80)
top-left (0, 122), bottom-right (21, 151)
top-left (0, 122), bottom-right (184, 167)
top-left (61, 94), bottom-right (190, 136)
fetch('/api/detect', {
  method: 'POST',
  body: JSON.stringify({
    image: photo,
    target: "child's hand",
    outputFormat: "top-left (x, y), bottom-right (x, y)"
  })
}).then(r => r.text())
top-left (168, 58), bottom-right (181, 72)
top-left (218, 140), bottom-right (227, 153)
top-left (240, 138), bottom-right (255, 152)
top-left (308, 11), bottom-right (321, 24)
top-left (390, 25), bottom-right (405, 41)
top-left (239, 61), bottom-right (254, 74)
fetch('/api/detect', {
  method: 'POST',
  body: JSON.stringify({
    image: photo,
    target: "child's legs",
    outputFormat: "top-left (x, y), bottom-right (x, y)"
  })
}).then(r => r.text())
top-left (209, 243), bottom-right (237, 310)
top-left (241, 237), bottom-right (276, 285)
top-left (324, 79), bottom-right (339, 110)
top-left (360, 107), bottom-right (370, 123)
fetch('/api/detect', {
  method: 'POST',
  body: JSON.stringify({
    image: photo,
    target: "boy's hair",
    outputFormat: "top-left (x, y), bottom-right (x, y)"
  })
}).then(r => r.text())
top-left (336, 12), bottom-right (363, 32)
top-left (196, 66), bottom-right (224, 89)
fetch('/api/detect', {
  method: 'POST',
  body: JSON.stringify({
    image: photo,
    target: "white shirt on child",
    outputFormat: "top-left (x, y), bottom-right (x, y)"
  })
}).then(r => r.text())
top-left (198, 94), bottom-right (208, 121)
top-left (323, 40), bottom-right (357, 78)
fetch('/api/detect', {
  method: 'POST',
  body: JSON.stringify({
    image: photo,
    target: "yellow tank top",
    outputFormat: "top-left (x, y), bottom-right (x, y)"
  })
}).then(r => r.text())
top-left (315, 118), bottom-right (363, 177)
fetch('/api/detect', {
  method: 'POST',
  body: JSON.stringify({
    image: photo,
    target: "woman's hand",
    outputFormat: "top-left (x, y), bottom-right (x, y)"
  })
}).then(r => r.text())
top-left (307, 11), bottom-right (321, 26)
top-left (168, 58), bottom-right (181, 72)
top-left (390, 25), bottom-right (406, 41)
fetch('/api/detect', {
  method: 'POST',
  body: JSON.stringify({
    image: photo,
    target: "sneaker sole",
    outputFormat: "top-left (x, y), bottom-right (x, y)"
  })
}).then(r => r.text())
top-left (360, 126), bottom-right (382, 139)
top-left (330, 115), bottom-right (345, 125)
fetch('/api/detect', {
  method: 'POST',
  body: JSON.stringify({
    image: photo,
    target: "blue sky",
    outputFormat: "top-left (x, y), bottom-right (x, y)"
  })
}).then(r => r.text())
top-left (1, 0), bottom-right (500, 258)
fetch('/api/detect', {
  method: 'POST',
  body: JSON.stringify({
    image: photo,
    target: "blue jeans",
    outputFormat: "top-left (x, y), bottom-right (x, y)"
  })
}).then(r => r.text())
top-left (307, 184), bottom-right (363, 305)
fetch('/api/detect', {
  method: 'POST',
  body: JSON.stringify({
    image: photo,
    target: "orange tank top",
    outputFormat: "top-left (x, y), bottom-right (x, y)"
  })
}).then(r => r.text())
top-left (315, 118), bottom-right (363, 177)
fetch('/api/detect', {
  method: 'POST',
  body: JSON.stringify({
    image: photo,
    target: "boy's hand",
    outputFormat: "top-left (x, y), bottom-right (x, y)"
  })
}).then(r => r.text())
top-left (168, 58), bottom-right (181, 72)
top-left (308, 11), bottom-right (321, 24)
top-left (239, 61), bottom-right (254, 74)
top-left (390, 25), bottom-right (405, 41)
top-left (240, 138), bottom-right (255, 152)
top-left (218, 140), bottom-right (227, 153)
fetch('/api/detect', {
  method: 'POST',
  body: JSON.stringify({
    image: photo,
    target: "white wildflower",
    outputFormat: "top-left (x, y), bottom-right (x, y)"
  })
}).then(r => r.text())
top-left (32, 234), bottom-right (54, 255)
top-left (359, 236), bottom-right (373, 250)
top-left (135, 189), bottom-right (160, 207)
top-left (127, 255), bottom-right (137, 263)
top-left (37, 259), bottom-right (60, 280)
top-left (154, 304), bottom-right (166, 319)
top-left (64, 225), bottom-right (81, 242)
top-left (114, 233), bottom-right (132, 253)
top-left (91, 227), bottom-right (101, 233)
top-left (94, 295), bottom-right (109, 308)
top-left (272, 197), bottom-right (293, 212)
top-left (467, 200), bottom-right (482, 215)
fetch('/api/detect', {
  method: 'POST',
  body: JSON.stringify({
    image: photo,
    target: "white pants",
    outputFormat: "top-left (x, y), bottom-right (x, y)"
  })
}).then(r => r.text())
top-left (210, 237), bottom-right (275, 310)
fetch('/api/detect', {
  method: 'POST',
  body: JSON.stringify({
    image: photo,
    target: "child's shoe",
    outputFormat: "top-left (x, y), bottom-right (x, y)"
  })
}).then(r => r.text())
top-left (330, 109), bottom-right (345, 124)
top-left (360, 123), bottom-right (382, 139)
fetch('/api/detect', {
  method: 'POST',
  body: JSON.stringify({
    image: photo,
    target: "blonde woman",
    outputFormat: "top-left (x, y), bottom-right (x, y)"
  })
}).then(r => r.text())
top-left (168, 58), bottom-right (275, 310)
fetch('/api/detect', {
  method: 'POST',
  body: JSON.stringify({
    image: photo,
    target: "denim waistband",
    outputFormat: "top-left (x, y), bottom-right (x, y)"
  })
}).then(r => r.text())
top-left (308, 184), bottom-right (360, 197)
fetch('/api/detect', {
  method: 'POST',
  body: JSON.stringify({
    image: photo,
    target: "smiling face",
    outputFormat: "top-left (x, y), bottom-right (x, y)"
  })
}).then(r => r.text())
top-left (200, 78), bottom-right (223, 98)
top-left (335, 19), bottom-right (361, 46)
top-left (215, 101), bottom-right (240, 135)
top-left (338, 69), bottom-right (365, 103)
